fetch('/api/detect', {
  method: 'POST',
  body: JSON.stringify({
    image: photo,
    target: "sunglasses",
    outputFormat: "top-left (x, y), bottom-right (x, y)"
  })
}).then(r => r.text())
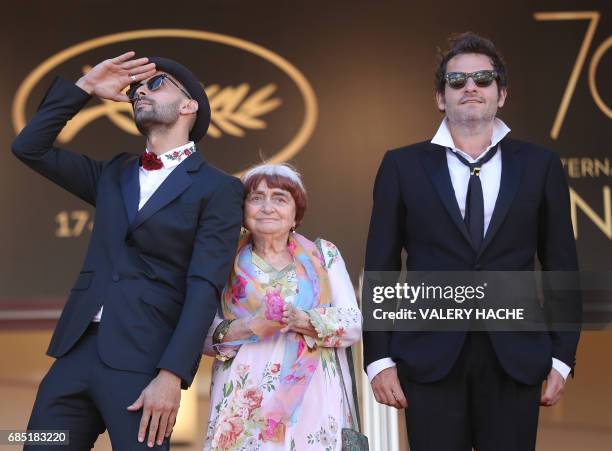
top-left (444, 70), bottom-right (498, 89)
top-left (127, 74), bottom-right (192, 102)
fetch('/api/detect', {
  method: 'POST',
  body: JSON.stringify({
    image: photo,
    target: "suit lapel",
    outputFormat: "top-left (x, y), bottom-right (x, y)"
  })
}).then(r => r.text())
top-left (120, 156), bottom-right (140, 225)
top-left (420, 144), bottom-right (474, 249)
top-left (128, 151), bottom-right (205, 233)
top-left (477, 138), bottom-right (525, 258)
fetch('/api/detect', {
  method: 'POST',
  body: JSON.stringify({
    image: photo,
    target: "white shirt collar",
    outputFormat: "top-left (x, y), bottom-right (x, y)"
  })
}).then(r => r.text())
top-left (144, 141), bottom-right (195, 169)
top-left (431, 117), bottom-right (510, 161)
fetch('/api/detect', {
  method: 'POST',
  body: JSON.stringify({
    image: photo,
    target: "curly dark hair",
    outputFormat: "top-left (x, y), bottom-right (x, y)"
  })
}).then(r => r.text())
top-left (435, 32), bottom-right (508, 94)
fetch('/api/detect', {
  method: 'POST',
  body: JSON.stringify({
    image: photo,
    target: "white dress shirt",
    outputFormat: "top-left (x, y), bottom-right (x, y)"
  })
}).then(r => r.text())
top-left (91, 142), bottom-right (195, 322)
top-left (366, 118), bottom-right (571, 382)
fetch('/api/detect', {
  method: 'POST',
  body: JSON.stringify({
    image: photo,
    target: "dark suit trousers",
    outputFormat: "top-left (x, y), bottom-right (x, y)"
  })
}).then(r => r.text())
top-left (25, 324), bottom-right (170, 450)
top-left (397, 333), bottom-right (541, 451)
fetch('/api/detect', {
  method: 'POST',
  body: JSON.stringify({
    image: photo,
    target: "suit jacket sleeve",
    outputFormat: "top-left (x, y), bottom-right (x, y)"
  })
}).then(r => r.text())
top-left (363, 151), bottom-right (406, 369)
top-left (11, 76), bottom-right (103, 206)
top-left (537, 152), bottom-right (581, 370)
top-left (157, 176), bottom-right (244, 388)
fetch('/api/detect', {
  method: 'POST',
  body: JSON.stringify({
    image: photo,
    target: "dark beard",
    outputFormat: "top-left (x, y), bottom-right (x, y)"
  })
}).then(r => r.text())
top-left (133, 99), bottom-right (181, 137)
top-left (134, 106), bottom-right (158, 136)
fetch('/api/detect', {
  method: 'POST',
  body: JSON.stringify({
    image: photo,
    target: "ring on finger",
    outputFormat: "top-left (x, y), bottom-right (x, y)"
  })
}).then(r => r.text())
top-left (129, 74), bottom-right (137, 82)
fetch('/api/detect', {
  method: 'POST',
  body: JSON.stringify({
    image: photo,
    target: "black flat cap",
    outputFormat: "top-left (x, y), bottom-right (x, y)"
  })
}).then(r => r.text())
top-left (147, 56), bottom-right (211, 142)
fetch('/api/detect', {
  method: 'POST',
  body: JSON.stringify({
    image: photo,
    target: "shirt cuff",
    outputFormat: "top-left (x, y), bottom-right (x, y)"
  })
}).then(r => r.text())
top-left (552, 357), bottom-right (571, 380)
top-left (366, 357), bottom-right (396, 382)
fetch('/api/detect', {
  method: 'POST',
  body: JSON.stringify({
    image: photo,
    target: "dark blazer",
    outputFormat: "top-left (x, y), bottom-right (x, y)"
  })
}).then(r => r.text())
top-left (363, 138), bottom-right (581, 385)
top-left (12, 76), bottom-right (243, 388)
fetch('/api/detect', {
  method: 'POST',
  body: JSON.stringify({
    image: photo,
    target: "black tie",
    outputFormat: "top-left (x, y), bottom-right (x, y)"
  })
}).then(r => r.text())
top-left (451, 146), bottom-right (499, 250)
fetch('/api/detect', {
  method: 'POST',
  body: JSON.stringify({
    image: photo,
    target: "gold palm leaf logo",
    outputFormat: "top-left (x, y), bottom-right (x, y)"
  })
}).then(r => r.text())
top-left (13, 29), bottom-right (317, 171)
top-left (56, 66), bottom-right (282, 142)
top-left (206, 83), bottom-right (282, 138)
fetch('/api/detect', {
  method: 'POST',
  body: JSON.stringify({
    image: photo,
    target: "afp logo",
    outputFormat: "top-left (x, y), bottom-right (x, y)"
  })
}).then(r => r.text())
top-left (11, 29), bottom-right (318, 175)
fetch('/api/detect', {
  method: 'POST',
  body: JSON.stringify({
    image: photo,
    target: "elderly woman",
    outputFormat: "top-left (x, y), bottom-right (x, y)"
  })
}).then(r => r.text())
top-left (202, 164), bottom-right (362, 450)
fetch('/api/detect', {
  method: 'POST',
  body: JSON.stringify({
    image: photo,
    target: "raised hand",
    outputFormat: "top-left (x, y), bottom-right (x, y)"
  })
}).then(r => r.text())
top-left (75, 51), bottom-right (156, 102)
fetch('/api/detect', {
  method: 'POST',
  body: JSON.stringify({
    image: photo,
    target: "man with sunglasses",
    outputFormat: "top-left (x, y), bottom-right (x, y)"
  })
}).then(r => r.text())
top-left (364, 33), bottom-right (580, 450)
top-left (12, 52), bottom-right (243, 450)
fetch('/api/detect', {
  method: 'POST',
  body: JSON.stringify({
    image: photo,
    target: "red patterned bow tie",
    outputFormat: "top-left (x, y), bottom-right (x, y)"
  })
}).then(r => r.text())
top-left (140, 146), bottom-right (195, 171)
top-left (140, 152), bottom-right (163, 170)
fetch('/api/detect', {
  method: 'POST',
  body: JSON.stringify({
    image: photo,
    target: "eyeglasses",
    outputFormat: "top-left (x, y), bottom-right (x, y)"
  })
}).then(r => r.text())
top-left (444, 70), bottom-right (498, 89)
top-left (127, 74), bottom-right (192, 102)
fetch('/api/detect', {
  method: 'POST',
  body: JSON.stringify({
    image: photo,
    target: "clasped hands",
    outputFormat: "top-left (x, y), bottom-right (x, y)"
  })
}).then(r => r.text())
top-left (245, 302), bottom-right (317, 339)
top-left (279, 303), bottom-right (318, 338)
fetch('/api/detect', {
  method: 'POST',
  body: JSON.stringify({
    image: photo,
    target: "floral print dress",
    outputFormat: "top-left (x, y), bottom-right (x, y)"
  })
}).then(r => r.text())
top-left (202, 239), bottom-right (362, 450)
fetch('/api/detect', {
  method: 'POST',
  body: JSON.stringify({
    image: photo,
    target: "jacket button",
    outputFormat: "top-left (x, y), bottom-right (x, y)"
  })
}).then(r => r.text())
top-left (125, 235), bottom-right (134, 246)
top-left (112, 272), bottom-right (119, 282)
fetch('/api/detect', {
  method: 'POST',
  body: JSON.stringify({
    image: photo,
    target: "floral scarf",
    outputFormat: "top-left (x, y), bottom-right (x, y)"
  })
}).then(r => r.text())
top-left (221, 231), bottom-right (331, 442)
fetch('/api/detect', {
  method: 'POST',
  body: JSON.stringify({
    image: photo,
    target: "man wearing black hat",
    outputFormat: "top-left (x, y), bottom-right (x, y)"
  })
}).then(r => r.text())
top-left (12, 52), bottom-right (243, 450)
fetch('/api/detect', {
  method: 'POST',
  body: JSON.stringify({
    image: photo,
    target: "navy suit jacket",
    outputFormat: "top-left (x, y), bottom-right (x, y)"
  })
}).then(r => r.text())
top-left (363, 139), bottom-right (581, 385)
top-left (12, 77), bottom-right (244, 388)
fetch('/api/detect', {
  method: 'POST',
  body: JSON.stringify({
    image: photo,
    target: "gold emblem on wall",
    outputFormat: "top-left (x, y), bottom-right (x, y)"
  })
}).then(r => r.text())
top-left (534, 11), bottom-right (611, 140)
top-left (54, 66), bottom-right (282, 143)
top-left (535, 11), bottom-right (611, 240)
top-left (12, 29), bottom-right (318, 174)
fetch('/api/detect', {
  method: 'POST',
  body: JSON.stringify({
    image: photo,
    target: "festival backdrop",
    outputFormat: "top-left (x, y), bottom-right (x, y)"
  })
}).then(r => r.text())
top-left (0, 0), bottom-right (610, 322)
